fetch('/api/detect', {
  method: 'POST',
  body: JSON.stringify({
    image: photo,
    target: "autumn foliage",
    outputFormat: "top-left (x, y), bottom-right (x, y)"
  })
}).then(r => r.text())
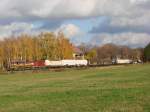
top-left (0, 32), bottom-right (73, 69)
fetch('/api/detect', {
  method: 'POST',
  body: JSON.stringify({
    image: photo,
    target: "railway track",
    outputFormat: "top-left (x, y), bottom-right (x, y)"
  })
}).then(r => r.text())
top-left (6, 63), bottom-right (132, 72)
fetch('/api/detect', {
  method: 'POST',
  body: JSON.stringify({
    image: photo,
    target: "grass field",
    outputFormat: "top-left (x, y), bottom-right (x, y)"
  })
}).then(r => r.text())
top-left (0, 64), bottom-right (150, 112)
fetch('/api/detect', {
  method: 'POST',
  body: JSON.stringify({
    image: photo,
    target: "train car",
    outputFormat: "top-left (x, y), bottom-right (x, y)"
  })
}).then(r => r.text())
top-left (114, 59), bottom-right (133, 64)
top-left (45, 60), bottom-right (63, 67)
top-left (33, 60), bottom-right (45, 68)
top-left (45, 59), bottom-right (88, 67)
top-left (10, 60), bottom-right (34, 70)
top-left (61, 60), bottom-right (88, 66)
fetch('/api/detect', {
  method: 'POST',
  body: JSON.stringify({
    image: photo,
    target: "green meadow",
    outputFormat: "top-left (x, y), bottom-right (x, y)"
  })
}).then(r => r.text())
top-left (0, 64), bottom-right (150, 112)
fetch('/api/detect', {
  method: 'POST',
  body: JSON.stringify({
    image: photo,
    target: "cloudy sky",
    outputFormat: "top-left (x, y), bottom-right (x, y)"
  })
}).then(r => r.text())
top-left (0, 0), bottom-right (150, 48)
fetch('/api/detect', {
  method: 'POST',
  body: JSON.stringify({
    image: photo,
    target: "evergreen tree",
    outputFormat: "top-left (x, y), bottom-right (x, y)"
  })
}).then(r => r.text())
top-left (144, 43), bottom-right (150, 62)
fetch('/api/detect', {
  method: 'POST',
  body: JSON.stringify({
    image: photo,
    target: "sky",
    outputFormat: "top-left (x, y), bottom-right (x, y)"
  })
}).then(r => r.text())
top-left (0, 0), bottom-right (150, 48)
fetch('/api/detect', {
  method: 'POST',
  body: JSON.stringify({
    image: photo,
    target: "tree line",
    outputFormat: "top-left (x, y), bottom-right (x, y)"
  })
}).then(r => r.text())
top-left (78, 43), bottom-right (150, 64)
top-left (0, 32), bottom-right (73, 69)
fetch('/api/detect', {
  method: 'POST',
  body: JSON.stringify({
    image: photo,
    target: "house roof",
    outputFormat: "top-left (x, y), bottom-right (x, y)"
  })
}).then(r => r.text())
top-left (73, 46), bottom-right (83, 54)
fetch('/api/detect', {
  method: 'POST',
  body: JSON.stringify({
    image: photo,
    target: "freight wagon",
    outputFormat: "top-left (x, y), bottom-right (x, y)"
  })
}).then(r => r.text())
top-left (45, 60), bottom-right (88, 67)
top-left (112, 58), bottom-right (133, 64)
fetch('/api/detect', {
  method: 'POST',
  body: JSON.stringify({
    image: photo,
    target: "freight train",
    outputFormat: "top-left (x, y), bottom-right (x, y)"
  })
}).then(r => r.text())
top-left (9, 59), bottom-right (88, 70)
top-left (8, 58), bottom-right (135, 71)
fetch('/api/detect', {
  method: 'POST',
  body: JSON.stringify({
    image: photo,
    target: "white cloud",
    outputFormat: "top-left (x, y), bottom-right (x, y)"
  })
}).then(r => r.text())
top-left (0, 0), bottom-right (149, 19)
top-left (131, 0), bottom-right (148, 4)
top-left (0, 22), bottom-right (82, 40)
top-left (56, 24), bottom-right (81, 38)
top-left (91, 33), bottom-right (150, 48)
top-left (0, 0), bottom-right (150, 47)
top-left (0, 0), bottom-right (149, 32)
top-left (0, 22), bottom-right (34, 38)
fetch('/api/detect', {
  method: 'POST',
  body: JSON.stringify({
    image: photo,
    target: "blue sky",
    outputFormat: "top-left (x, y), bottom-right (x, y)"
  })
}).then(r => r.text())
top-left (0, 0), bottom-right (150, 48)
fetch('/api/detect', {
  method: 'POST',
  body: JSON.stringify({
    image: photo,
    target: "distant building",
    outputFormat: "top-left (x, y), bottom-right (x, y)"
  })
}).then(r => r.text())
top-left (72, 46), bottom-right (84, 60)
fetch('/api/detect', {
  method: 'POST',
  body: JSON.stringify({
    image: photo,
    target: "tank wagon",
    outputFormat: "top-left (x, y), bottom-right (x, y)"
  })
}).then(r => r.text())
top-left (45, 60), bottom-right (88, 67)
top-left (112, 58), bottom-right (133, 64)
